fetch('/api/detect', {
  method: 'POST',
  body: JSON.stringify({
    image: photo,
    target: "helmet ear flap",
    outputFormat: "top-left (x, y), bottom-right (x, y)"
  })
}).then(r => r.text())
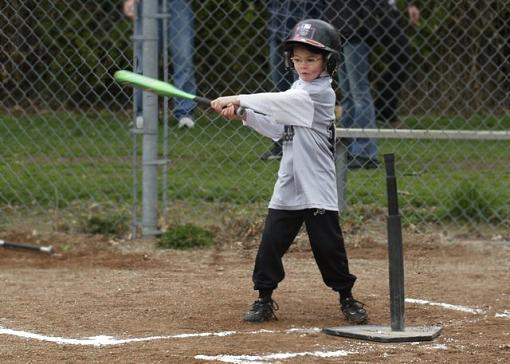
top-left (326, 53), bottom-right (338, 77)
top-left (284, 50), bottom-right (293, 70)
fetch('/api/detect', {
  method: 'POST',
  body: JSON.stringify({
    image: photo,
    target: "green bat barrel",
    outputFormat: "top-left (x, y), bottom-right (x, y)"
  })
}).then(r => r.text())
top-left (114, 70), bottom-right (211, 107)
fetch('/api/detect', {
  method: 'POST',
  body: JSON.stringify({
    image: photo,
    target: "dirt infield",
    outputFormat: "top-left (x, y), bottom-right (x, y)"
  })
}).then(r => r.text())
top-left (1, 229), bottom-right (509, 363)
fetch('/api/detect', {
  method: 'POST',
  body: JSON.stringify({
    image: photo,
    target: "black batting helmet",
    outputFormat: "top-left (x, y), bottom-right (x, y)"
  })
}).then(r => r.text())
top-left (284, 19), bottom-right (340, 77)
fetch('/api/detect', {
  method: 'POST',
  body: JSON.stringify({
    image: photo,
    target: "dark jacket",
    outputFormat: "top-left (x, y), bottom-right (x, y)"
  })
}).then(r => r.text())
top-left (325, 0), bottom-right (414, 44)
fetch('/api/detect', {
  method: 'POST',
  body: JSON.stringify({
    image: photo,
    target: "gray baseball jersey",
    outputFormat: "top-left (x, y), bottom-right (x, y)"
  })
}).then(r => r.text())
top-left (239, 73), bottom-right (338, 211)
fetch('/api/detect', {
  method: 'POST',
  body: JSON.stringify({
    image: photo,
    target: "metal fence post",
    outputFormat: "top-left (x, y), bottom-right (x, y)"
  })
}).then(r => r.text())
top-left (160, 0), bottom-right (170, 226)
top-left (142, 0), bottom-right (160, 237)
top-left (335, 138), bottom-right (348, 213)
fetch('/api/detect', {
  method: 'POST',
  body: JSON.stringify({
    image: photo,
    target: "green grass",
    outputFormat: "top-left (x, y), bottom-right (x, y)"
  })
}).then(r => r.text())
top-left (0, 112), bottom-right (133, 205)
top-left (158, 224), bottom-right (213, 249)
top-left (1, 111), bottom-right (509, 229)
top-left (80, 213), bottom-right (130, 235)
top-left (344, 135), bottom-right (510, 225)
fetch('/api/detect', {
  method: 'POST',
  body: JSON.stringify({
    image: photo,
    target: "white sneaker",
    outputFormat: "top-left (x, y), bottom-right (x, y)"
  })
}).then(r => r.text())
top-left (178, 116), bottom-right (195, 128)
top-left (135, 115), bottom-right (144, 129)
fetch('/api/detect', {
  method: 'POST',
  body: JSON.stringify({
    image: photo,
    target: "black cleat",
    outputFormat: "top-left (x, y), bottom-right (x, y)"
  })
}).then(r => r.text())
top-left (243, 299), bottom-right (279, 322)
top-left (340, 297), bottom-right (368, 324)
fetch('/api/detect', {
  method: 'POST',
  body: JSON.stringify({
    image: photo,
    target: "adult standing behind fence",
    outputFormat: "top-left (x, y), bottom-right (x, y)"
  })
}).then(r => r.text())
top-left (374, 1), bottom-right (420, 127)
top-left (123, 0), bottom-right (197, 129)
top-left (325, 1), bottom-right (379, 169)
top-left (325, 1), bottom-right (418, 169)
top-left (259, 0), bottom-right (325, 161)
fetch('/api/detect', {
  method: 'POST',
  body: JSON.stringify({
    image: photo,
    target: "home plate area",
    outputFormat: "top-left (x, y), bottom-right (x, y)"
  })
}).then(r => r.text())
top-left (0, 233), bottom-right (508, 363)
top-left (1, 297), bottom-right (508, 363)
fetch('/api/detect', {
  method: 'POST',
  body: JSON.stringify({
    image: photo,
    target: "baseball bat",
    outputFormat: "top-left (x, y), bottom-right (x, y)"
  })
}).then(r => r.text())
top-left (0, 239), bottom-right (54, 254)
top-left (114, 70), bottom-right (212, 107)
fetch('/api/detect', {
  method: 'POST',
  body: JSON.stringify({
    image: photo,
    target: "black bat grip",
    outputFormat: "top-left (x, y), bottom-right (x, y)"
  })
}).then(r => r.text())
top-left (194, 96), bottom-right (212, 108)
top-left (0, 240), bottom-right (53, 254)
top-left (384, 154), bottom-right (399, 216)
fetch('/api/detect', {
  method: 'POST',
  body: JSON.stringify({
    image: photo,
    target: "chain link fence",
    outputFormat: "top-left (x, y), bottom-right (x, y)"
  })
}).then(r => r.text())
top-left (1, 0), bottom-right (509, 238)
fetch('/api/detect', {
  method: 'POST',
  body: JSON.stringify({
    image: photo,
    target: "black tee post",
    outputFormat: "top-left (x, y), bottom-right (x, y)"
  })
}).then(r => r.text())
top-left (384, 153), bottom-right (405, 331)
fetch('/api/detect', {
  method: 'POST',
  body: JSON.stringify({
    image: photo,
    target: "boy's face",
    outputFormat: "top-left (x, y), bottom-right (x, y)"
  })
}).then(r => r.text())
top-left (290, 45), bottom-right (326, 82)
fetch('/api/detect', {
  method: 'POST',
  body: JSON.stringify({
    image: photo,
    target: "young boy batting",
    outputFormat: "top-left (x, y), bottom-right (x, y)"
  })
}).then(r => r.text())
top-left (211, 19), bottom-right (368, 324)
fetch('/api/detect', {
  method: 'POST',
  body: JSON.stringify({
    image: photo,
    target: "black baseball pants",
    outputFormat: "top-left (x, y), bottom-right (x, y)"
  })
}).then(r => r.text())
top-left (252, 208), bottom-right (357, 295)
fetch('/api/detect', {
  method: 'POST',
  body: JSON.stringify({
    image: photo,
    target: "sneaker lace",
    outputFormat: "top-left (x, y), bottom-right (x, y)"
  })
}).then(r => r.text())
top-left (352, 299), bottom-right (365, 307)
top-left (256, 299), bottom-right (279, 320)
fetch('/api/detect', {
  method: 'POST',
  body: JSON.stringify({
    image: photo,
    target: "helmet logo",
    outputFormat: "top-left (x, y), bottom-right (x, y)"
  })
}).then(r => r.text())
top-left (296, 23), bottom-right (315, 39)
top-left (291, 23), bottom-right (325, 48)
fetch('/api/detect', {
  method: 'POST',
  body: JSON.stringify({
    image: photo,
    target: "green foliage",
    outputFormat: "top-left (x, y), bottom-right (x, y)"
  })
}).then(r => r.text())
top-left (446, 182), bottom-right (501, 223)
top-left (158, 224), bottom-right (213, 249)
top-left (193, 1), bottom-right (271, 97)
top-left (80, 213), bottom-right (129, 235)
top-left (376, 0), bottom-right (510, 114)
top-left (2, 0), bottom-right (509, 113)
top-left (1, 0), bottom-right (132, 109)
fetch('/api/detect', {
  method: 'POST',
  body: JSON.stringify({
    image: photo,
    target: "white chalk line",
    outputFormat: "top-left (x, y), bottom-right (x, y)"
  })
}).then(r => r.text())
top-left (495, 310), bottom-right (510, 318)
top-left (0, 326), bottom-right (321, 347)
top-left (406, 298), bottom-right (510, 319)
top-left (195, 350), bottom-right (356, 364)
top-left (1, 298), bottom-right (506, 352)
top-left (193, 339), bottom-right (454, 363)
top-left (0, 325), bottom-right (363, 363)
top-left (405, 298), bottom-right (486, 314)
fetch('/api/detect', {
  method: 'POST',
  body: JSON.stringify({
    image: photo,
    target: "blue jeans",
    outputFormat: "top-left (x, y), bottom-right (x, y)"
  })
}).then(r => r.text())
top-left (134, 0), bottom-right (196, 120)
top-left (338, 40), bottom-right (378, 161)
